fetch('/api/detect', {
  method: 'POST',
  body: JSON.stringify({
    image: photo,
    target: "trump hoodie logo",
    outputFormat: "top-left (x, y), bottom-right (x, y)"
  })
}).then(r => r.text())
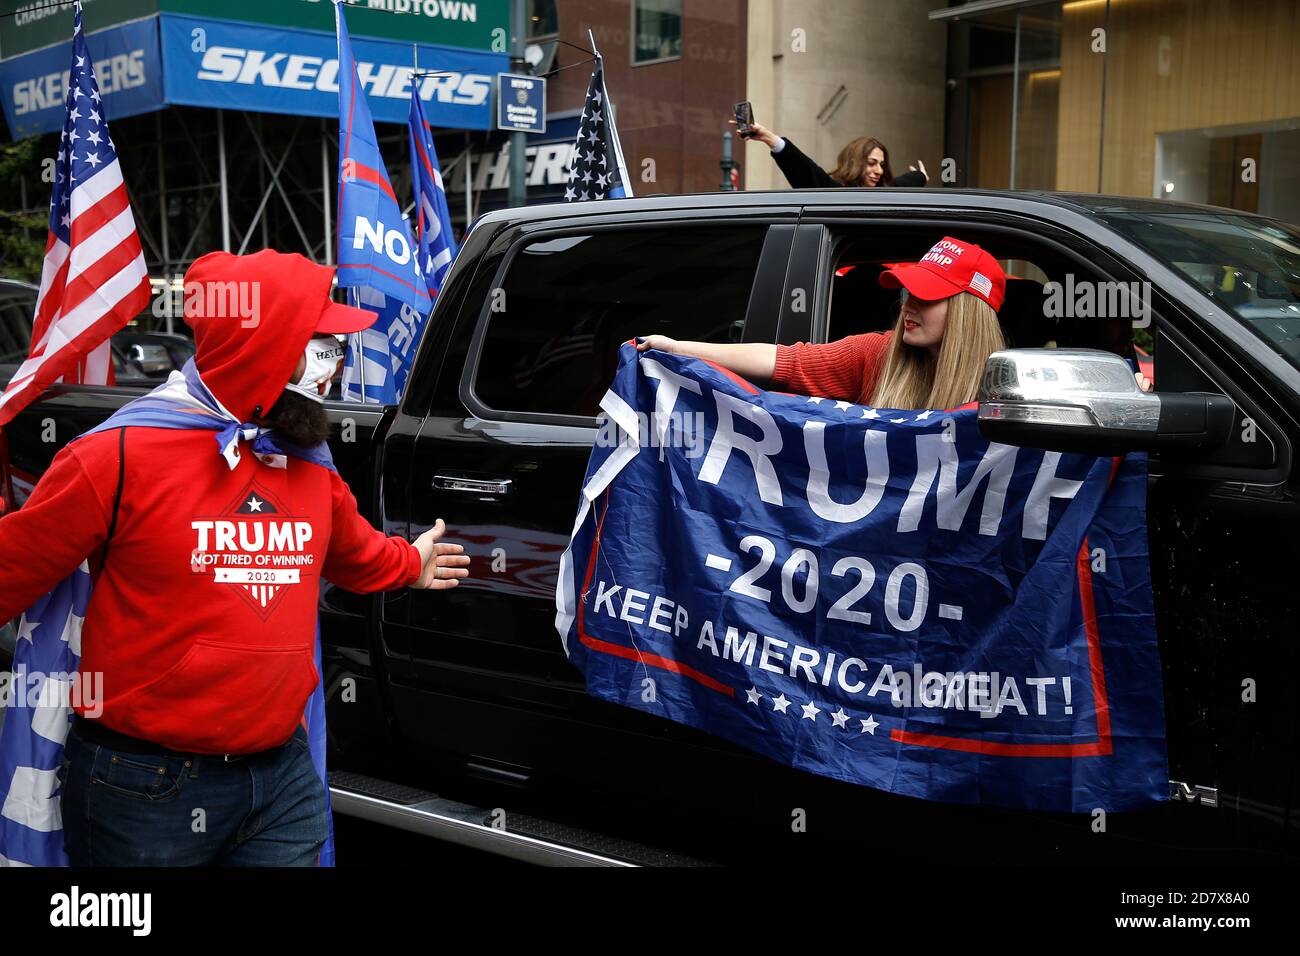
top-left (190, 481), bottom-right (315, 618)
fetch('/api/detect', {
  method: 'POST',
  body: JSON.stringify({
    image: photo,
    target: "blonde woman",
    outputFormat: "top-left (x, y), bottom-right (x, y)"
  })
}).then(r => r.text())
top-left (639, 237), bottom-right (1006, 410)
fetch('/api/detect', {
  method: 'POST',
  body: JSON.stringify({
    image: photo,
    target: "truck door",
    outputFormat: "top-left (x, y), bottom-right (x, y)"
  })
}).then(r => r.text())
top-left (384, 210), bottom-right (801, 802)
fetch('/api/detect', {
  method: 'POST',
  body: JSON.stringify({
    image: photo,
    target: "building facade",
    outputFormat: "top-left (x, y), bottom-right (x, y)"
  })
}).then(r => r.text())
top-left (943, 0), bottom-right (1300, 222)
top-left (743, 0), bottom-right (948, 192)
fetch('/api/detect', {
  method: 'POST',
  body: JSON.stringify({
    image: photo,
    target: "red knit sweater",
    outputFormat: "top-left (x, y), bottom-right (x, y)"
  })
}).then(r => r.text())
top-left (771, 331), bottom-right (892, 404)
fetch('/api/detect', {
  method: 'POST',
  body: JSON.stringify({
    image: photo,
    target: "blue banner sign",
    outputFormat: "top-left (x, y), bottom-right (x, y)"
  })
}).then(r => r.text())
top-left (160, 14), bottom-right (506, 128)
top-left (0, 16), bottom-right (164, 139)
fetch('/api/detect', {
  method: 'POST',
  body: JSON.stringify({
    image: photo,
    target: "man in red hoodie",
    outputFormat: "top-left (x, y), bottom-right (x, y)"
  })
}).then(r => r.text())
top-left (0, 250), bottom-right (469, 866)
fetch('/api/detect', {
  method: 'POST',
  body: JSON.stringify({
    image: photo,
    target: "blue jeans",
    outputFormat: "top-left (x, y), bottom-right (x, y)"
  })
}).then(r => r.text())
top-left (58, 721), bottom-right (329, 866)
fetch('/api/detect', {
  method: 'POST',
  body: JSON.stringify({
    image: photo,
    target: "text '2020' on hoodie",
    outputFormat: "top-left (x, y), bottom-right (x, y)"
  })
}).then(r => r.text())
top-left (0, 251), bottom-right (421, 754)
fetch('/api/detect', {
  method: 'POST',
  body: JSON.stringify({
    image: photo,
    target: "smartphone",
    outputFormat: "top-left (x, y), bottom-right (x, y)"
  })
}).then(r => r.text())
top-left (734, 101), bottom-right (754, 138)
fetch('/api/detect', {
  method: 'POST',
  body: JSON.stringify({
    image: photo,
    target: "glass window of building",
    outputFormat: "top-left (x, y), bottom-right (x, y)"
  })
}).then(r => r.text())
top-left (527, 0), bottom-right (558, 38)
top-left (633, 0), bottom-right (683, 65)
top-left (944, 0), bottom-right (1300, 224)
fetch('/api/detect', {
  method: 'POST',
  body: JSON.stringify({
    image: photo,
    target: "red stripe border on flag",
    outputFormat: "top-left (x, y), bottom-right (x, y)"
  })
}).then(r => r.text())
top-left (577, 490), bottom-right (735, 697)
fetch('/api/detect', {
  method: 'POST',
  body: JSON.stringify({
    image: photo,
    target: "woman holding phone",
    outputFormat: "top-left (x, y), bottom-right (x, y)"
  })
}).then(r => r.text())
top-left (639, 237), bottom-right (1002, 410)
top-left (733, 112), bottom-right (928, 189)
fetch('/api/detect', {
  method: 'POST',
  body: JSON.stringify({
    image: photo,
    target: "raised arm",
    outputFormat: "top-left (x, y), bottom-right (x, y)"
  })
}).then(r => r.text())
top-left (636, 336), bottom-right (778, 386)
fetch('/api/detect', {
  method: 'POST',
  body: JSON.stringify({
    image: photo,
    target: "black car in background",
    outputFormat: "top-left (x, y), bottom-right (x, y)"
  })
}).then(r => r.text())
top-left (0, 278), bottom-right (193, 389)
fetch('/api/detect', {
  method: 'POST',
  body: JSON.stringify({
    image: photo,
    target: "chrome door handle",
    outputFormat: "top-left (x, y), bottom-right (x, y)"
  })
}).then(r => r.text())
top-left (433, 475), bottom-right (512, 495)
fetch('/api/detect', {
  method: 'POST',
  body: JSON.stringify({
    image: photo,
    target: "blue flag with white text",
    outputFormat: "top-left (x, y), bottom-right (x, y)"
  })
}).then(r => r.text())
top-left (556, 344), bottom-right (1167, 813)
top-left (335, 2), bottom-right (429, 404)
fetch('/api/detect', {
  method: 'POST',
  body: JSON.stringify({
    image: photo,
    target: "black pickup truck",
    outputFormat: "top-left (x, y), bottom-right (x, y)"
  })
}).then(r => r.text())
top-left (4, 189), bottom-right (1298, 866)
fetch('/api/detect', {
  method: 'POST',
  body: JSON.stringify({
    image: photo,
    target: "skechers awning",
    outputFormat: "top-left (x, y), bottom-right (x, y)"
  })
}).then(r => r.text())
top-left (0, 0), bottom-right (510, 140)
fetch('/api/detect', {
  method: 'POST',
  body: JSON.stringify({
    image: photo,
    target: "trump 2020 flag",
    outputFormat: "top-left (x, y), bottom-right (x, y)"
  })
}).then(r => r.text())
top-left (334, 2), bottom-right (429, 404)
top-left (563, 54), bottom-right (632, 202)
top-left (556, 344), bottom-right (1167, 813)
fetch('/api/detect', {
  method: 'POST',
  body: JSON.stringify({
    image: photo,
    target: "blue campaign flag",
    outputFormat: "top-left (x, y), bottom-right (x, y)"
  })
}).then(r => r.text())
top-left (409, 90), bottom-right (459, 297)
top-left (0, 361), bottom-right (337, 866)
top-left (556, 344), bottom-right (1168, 813)
top-left (334, 2), bottom-right (429, 404)
top-left (340, 285), bottom-right (408, 405)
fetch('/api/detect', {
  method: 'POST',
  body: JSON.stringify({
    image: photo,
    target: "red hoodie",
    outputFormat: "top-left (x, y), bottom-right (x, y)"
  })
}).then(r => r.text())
top-left (0, 251), bottom-right (421, 754)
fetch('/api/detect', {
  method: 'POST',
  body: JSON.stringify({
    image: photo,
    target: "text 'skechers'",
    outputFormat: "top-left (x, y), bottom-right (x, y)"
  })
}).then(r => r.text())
top-left (557, 344), bottom-right (1167, 813)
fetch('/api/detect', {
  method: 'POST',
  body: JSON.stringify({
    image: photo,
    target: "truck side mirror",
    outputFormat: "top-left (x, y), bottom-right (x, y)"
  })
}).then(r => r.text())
top-left (976, 348), bottom-right (1235, 455)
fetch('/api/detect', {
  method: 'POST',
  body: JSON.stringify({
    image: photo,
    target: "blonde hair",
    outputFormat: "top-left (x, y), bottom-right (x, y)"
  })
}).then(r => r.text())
top-left (869, 292), bottom-right (1005, 410)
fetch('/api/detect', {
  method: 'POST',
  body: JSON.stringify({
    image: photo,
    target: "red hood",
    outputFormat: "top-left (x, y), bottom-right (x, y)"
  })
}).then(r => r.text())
top-left (182, 250), bottom-right (335, 423)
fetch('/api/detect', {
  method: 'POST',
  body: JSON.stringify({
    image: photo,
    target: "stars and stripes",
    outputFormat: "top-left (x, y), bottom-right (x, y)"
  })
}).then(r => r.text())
top-left (0, 1), bottom-right (151, 429)
top-left (0, 561), bottom-right (93, 866)
top-left (563, 57), bottom-right (632, 202)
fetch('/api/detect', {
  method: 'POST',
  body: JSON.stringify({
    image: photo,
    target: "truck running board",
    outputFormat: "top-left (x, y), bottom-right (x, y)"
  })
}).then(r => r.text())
top-left (328, 770), bottom-right (707, 867)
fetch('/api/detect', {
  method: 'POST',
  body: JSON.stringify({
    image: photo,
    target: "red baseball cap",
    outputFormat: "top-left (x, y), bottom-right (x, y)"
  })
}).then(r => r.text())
top-left (879, 236), bottom-right (1006, 312)
top-left (317, 296), bottom-right (378, 334)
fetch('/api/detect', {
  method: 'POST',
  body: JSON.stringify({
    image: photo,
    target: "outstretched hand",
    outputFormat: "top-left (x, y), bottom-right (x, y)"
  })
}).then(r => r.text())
top-left (636, 335), bottom-right (678, 354)
top-left (728, 118), bottom-right (779, 149)
top-left (411, 518), bottom-right (471, 590)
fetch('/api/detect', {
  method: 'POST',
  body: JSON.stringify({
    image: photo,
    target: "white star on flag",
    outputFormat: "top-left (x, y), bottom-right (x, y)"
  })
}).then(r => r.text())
top-left (860, 715), bottom-right (880, 735)
top-left (745, 687), bottom-right (762, 705)
top-left (772, 694), bottom-right (791, 713)
top-left (0, 0), bottom-right (150, 429)
top-left (562, 57), bottom-right (631, 203)
top-left (801, 700), bottom-right (821, 721)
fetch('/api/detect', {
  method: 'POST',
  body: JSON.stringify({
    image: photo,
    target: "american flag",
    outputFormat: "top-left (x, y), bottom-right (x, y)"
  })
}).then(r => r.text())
top-left (0, 1), bottom-right (151, 429)
top-left (563, 57), bottom-right (633, 202)
top-left (0, 560), bottom-right (92, 866)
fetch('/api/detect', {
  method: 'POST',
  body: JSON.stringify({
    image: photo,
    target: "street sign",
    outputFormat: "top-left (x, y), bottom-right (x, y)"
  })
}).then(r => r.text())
top-left (496, 72), bottom-right (544, 134)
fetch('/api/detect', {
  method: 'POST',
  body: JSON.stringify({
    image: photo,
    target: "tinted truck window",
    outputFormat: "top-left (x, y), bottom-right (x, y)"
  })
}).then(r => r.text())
top-left (473, 225), bottom-right (767, 417)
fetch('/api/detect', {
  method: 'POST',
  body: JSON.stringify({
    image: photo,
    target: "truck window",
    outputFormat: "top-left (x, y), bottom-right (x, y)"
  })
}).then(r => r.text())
top-left (472, 225), bottom-right (768, 418)
top-left (823, 226), bottom-right (1141, 359)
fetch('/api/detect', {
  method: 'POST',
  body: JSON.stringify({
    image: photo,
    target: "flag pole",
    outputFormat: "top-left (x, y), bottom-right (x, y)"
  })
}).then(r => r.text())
top-left (336, 0), bottom-right (365, 403)
top-left (587, 29), bottom-right (633, 198)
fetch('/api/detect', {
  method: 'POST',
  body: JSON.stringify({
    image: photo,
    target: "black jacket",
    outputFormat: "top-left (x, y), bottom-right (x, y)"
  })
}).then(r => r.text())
top-left (771, 137), bottom-right (927, 189)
